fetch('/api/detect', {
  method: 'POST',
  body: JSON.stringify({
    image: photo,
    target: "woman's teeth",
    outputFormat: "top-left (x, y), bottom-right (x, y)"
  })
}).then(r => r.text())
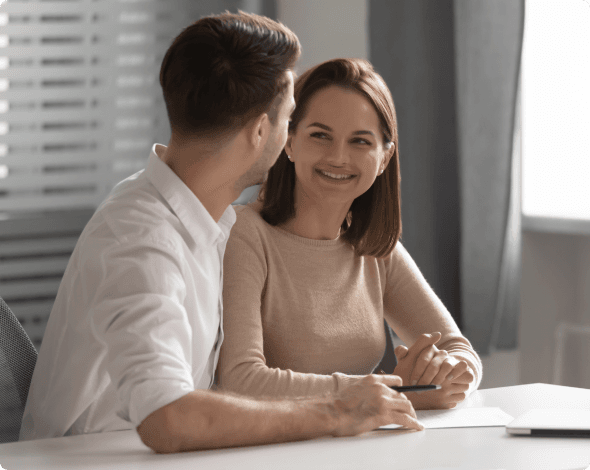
top-left (319, 170), bottom-right (355, 180)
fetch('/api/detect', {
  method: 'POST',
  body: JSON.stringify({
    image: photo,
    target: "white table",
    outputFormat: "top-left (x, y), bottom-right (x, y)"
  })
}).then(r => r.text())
top-left (1, 384), bottom-right (589, 470)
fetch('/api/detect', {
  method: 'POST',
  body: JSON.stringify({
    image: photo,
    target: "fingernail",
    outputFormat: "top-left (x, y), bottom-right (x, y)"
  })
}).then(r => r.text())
top-left (447, 375), bottom-right (454, 381)
top-left (411, 380), bottom-right (417, 385)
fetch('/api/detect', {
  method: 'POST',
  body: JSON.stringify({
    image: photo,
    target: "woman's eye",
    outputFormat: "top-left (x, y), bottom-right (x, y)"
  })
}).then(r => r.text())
top-left (310, 132), bottom-right (330, 140)
top-left (352, 138), bottom-right (371, 145)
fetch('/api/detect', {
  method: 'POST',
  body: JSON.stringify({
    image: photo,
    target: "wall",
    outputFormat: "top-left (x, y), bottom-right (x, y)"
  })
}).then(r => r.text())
top-left (519, 226), bottom-right (590, 388)
top-left (276, 0), bottom-right (368, 73)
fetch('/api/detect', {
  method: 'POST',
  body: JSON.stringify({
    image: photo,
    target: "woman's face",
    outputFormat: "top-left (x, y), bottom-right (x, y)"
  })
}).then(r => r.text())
top-left (286, 85), bottom-right (391, 207)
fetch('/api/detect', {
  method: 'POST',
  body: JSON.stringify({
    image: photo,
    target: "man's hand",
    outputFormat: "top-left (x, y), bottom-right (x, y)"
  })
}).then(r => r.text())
top-left (137, 375), bottom-right (424, 453)
top-left (331, 374), bottom-right (424, 436)
top-left (392, 332), bottom-right (474, 409)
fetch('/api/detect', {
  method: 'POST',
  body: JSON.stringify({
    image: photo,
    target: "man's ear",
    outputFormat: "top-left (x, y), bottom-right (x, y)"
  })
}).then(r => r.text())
top-left (285, 133), bottom-right (294, 155)
top-left (248, 113), bottom-right (270, 150)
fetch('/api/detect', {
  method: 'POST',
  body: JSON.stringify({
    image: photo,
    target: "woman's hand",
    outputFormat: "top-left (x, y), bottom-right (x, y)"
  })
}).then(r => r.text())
top-left (404, 376), bottom-right (471, 410)
top-left (392, 332), bottom-right (475, 409)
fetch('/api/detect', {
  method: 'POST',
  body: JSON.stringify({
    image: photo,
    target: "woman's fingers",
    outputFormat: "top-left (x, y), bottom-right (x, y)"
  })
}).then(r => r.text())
top-left (429, 357), bottom-right (455, 385)
top-left (446, 391), bottom-right (467, 404)
top-left (394, 345), bottom-right (409, 361)
top-left (447, 382), bottom-right (470, 393)
top-left (402, 332), bottom-right (442, 367)
top-left (449, 367), bottom-right (475, 385)
top-left (446, 360), bottom-right (469, 382)
top-left (410, 345), bottom-right (438, 385)
top-left (403, 332), bottom-right (441, 384)
top-left (404, 376), bottom-right (471, 411)
top-left (417, 351), bottom-right (451, 385)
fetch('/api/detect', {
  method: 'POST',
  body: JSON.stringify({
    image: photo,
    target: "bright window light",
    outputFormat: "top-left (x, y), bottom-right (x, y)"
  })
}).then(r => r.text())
top-left (522, 0), bottom-right (590, 220)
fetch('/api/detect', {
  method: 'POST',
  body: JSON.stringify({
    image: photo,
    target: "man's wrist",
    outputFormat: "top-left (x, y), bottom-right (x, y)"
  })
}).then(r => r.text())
top-left (300, 396), bottom-right (341, 437)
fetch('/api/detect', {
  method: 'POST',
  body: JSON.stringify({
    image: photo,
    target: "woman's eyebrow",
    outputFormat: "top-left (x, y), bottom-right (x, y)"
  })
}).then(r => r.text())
top-left (306, 122), bottom-right (332, 131)
top-left (306, 122), bottom-right (375, 137)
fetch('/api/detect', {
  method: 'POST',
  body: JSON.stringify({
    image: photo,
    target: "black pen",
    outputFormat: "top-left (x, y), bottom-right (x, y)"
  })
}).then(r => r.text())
top-left (376, 371), bottom-right (441, 393)
top-left (390, 384), bottom-right (441, 393)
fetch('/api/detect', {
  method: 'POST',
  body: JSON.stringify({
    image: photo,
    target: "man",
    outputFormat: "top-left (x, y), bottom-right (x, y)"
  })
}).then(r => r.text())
top-left (20, 11), bottom-right (422, 453)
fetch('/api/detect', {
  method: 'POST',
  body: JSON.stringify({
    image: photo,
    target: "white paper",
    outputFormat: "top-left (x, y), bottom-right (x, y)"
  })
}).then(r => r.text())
top-left (379, 407), bottom-right (514, 430)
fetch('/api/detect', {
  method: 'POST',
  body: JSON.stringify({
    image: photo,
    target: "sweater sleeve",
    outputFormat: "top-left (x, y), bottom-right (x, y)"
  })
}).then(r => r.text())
top-left (383, 243), bottom-right (483, 394)
top-left (218, 208), bottom-right (353, 398)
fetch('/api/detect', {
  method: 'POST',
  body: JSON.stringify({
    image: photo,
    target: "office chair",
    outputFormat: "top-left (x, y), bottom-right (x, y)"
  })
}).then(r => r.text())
top-left (373, 320), bottom-right (398, 374)
top-left (0, 296), bottom-right (38, 444)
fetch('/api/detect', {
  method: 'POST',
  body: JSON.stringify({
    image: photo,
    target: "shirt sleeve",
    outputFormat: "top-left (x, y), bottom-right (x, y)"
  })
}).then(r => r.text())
top-left (86, 236), bottom-right (195, 427)
top-left (218, 212), bottom-right (346, 398)
top-left (383, 242), bottom-right (483, 394)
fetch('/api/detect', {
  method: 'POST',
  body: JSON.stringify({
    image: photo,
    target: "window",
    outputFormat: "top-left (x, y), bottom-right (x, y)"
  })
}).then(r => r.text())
top-left (522, 0), bottom-right (590, 221)
top-left (0, 0), bottom-right (258, 349)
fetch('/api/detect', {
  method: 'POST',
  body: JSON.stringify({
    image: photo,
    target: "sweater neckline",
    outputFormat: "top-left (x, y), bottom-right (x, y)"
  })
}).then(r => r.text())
top-left (271, 224), bottom-right (345, 247)
top-left (244, 202), bottom-right (347, 249)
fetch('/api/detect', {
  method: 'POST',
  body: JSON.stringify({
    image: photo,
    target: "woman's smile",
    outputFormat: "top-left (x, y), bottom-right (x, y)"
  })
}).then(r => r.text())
top-left (315, 168), bottom-right (358, 183)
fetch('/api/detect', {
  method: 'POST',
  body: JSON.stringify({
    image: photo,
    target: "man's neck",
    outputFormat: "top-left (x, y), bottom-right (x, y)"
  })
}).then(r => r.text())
top-left (158, 142), bottom-right (241, 223)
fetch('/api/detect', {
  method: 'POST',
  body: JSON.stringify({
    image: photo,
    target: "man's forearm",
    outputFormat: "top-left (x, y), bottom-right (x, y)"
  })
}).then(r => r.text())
top-left (137, 389), bottom-right (338, 453)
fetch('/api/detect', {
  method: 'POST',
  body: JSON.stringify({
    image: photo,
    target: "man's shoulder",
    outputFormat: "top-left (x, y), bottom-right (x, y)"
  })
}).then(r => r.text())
top-left (86, 179), bottom-right (183, 250)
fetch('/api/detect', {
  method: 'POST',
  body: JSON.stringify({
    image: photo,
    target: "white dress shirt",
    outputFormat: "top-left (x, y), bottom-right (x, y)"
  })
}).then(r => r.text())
top-left (20, 144), bottom-right (236, 441)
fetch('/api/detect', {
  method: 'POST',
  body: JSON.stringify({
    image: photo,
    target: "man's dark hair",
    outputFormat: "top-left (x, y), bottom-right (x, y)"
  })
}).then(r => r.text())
top-left (160, 11), bottom-right (301, 139)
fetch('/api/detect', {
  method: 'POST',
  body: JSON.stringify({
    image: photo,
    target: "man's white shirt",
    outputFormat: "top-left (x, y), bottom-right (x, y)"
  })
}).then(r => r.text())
top-left (20, 144), bottom-right (236, 440)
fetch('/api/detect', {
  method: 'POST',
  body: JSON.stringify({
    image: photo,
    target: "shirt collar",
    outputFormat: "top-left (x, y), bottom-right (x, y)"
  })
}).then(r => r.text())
top-left (145, 144), bottom-right (236, 248)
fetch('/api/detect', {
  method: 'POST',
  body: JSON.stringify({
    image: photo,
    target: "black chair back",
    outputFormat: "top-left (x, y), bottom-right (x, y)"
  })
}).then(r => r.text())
top-left (0, 296), bottom-right (38, 443)
top-left (373, 320), bottom-right (398, 374)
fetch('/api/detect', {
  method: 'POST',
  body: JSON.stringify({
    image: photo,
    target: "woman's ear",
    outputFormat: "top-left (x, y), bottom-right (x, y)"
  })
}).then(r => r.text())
top-left (383, 142), bottom-right (395, 169)
top-left (386, 141), bottom-right (395, 157)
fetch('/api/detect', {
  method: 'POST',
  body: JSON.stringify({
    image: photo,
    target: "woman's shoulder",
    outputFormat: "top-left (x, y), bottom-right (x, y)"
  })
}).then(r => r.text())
top-left (230, 199), bottom-right (275, 242)
top-left (233, 199), bottom-right (264, 226)
top-left (379, 240), bottom-right (412, 269)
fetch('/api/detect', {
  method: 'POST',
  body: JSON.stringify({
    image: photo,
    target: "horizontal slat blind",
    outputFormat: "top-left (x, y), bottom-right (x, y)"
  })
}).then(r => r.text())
top-left (0, 0), bottom-right (203, 212)
top-left (0, 0), bottom-right (252, 349)
top-left (0, 209), bottom-right (94, 349)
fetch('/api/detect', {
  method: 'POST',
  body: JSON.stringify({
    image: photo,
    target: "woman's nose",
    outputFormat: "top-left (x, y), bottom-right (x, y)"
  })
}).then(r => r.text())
top-left (326, 140), bottom-right (349, 164)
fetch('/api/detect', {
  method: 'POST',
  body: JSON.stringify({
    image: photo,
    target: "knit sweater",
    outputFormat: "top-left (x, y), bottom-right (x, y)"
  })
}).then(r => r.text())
top-left (218, 200), bottom-right (482, 397)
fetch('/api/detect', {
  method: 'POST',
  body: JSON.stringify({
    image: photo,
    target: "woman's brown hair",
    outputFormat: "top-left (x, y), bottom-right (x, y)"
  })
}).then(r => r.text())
top-left (160, 11), bottom-right (300, 139)
top-left (258, 58), bottom-right (401, 259)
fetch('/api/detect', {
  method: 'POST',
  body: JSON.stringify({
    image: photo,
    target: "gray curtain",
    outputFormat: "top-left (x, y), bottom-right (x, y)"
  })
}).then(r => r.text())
top-left (369, 0), bottom-right (524, 355)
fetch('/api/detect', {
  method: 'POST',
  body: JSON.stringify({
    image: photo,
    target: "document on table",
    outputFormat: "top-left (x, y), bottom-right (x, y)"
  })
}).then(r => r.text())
top-left (379, 407), bottom-right (514, 430)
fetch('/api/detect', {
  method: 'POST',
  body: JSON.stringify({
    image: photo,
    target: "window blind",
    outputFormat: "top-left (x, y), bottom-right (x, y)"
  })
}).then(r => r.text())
top-left (0, 0), bottom-right (212, 212)
top-left (0, 0), bottom-right (257, 349)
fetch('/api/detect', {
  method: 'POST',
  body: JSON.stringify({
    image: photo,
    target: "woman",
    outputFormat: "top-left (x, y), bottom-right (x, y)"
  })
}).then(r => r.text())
top-left (218, 58), bottom-right (482, 410)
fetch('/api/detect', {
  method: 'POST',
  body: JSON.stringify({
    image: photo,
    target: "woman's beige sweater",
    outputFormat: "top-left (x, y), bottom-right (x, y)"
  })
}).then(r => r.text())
top-left (218, 201), bottom-right (482, 397)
